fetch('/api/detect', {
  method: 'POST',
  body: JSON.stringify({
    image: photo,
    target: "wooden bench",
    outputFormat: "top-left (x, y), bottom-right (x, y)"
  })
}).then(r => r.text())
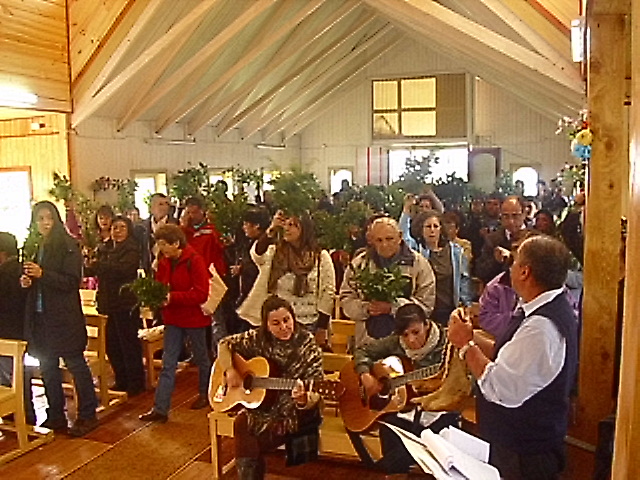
top-left (0, 339), bottom-right (54, 464)
top-left (208, 408), bottom-right (381, 479)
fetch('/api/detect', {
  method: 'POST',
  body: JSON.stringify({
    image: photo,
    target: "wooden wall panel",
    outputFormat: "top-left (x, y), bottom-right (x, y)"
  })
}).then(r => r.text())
top-left (0, 114), bottom-right (69, 201)
top-left (0, 0), bottom-right (70, 112)
top-left (67, 0), bottom-right (133, 81)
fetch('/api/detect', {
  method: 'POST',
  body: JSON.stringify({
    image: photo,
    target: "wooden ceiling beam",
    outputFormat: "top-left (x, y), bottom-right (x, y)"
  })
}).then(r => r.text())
top-left (477, 0), bottom-right (576, 73)
top-left (70, 0), bottom-right (224, 129)
top-left (207, 9), bottom-right (376, 138)
top-left (215, 15), bottom-right (383, 137)
top-left (183, 0), bottom-right (360, 136)
top-left (271, 35), bottom-right (402, 140)
top-left (151, 0), bottom-right (326, 134)
top-left (248, 26), bottom-right (398, 139)
top-left (117, 0), bottom-right (280, 132)
top-left (367, 0), bottom-right (583, 105)
top-left (362, 0), bottom-right (582, 92)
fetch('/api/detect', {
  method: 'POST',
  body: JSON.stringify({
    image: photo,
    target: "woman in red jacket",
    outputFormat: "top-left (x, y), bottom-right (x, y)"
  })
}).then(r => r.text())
top-left (139, 224), bottom-right (212, 422)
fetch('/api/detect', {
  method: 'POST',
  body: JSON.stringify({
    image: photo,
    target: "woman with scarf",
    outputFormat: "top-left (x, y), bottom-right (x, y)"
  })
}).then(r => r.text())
top-left (84, 215), bottom-right (145, 396)
top-left (237, 211), bottom-right (335, 347)
top-left (352, 303), bottom-right (461, 478)
top-left (21, 201), bottom-right (98, 436)
top-left (218, 295), bottom-right (323, 479)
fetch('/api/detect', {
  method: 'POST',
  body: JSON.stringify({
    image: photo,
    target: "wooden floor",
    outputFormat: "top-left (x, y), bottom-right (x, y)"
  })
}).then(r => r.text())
top-left (0, 365), bottom-right (596, 479)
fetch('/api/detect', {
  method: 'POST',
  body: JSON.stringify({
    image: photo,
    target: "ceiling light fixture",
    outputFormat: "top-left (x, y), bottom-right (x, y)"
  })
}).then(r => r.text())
top-left (0, 86), bottom-right (38, 108)
top-left (256, 143), bottom-right (286, 150)
top-left (143, 137), bottom-right (196, 146)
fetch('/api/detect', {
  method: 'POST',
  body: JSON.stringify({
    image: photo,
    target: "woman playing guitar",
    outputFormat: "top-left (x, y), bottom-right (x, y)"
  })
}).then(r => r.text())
top-left (350, 303), bottom-right (460, 478)
top-left (217, 295), bottom-right (323, 480)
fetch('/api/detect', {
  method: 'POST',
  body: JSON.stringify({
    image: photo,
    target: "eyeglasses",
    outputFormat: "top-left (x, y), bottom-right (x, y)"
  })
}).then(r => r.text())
top-left (501, 213), bottom-right (523, 220)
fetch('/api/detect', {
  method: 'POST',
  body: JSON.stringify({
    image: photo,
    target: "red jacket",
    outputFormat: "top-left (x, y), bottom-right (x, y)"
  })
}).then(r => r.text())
top-left (156, 245), bottom-right (210, 328)
top-left (182, 222), bottom-right (227, 276)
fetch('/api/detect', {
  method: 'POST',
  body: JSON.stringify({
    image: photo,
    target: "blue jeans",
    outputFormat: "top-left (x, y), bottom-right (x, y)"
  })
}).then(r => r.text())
top-left (38, 351), bottom-right (98, 421)
top-left (154, 325), bottom-right (211, 416)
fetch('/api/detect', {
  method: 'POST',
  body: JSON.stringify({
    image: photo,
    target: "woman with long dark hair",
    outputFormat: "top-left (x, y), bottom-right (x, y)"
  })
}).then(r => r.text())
top-left (85, 215), bottom-right (145, 396)
top-left (237, 211), bottom-right (335, 346)
top-left (21, 201), bottom-right (98, 436)
top-left (218, 295), bottom-right (323, 479)
top-left (410, 210), bottom-right (472, 326)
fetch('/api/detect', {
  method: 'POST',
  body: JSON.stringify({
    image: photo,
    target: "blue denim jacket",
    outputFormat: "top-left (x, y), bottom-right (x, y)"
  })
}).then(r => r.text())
top-left (417, 241), bottom-right (472, 307)
top-left (400, 212), bottom-right (471, 306)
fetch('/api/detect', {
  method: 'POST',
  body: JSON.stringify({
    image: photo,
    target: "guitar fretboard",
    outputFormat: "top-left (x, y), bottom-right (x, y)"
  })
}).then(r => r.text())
top-left (251, 377), bottom-right (307, 391)
top-left (388, 363), bottom-right (442, 390)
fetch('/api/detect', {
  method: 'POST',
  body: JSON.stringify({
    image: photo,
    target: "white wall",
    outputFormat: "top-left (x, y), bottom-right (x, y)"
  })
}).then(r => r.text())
top-left (300, 36), bottom-right (574, 190)
top-left (71, 36), bottom-right (576, 194)
top-left (71, 118), bottom-right (300, 195)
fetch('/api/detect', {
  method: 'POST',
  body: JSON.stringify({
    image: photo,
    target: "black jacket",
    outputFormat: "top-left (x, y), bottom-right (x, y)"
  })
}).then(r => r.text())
top-left (24, 235), bottom-right (87, 357)
top-left (89, 238), bottom-right (140, 314)
top-left (0, 257), bottom-right (27, 340)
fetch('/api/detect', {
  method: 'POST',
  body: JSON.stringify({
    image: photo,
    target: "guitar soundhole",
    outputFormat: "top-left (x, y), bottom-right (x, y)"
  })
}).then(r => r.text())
top-left (242, 374), bottom-right (254, 393)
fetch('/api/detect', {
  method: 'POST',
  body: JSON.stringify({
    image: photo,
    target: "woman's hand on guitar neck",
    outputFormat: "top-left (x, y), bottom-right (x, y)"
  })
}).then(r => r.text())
top-left (224, 368), bottom-right (243, 388)
top-left (360, 372), bottom-right (379, 398)
top-left (291, 379), bottom-right (307, 407)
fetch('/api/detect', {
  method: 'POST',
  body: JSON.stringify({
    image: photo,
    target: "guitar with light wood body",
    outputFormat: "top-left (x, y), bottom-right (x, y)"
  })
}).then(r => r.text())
top-left (208, 352), bottom-right (344, 413)
top-left (338, 356), bottom-right (443, 432)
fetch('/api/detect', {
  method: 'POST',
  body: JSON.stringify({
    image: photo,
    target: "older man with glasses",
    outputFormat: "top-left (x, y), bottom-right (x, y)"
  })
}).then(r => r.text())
top-left (475, 196), bottom-right (532, 285)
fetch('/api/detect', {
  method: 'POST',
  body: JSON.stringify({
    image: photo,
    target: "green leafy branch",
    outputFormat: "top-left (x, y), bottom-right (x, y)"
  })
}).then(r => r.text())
top-left (123, 277), bottom-right (170, 312)
top-left (353, 263), bottom-right (409, 303)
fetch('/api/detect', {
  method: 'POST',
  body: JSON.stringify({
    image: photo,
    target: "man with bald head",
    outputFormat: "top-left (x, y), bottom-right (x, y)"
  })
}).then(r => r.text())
top-left (340, 217), bottom-right (436, 346)
top-left (475, 195), bottom-right (532, 284)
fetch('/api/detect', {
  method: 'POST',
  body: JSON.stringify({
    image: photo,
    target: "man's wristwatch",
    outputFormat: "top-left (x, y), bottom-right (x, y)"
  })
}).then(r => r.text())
top-left (458, 340), bottom-right (476, 360)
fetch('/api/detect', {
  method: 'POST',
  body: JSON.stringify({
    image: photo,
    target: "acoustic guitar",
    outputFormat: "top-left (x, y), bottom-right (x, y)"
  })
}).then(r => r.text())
top-left (338, 356), bottom-right (443, 432)
top-left (209, 352), bottom-right (344, 413)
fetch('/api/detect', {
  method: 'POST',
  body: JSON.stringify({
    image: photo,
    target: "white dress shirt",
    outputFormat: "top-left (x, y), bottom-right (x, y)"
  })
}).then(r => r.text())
top-left (477, 288), bottom-right (568, 408)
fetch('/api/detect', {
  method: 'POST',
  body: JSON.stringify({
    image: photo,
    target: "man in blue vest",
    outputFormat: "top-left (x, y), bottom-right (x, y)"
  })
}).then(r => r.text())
top-left (448, 235), bottom-right (578, 480)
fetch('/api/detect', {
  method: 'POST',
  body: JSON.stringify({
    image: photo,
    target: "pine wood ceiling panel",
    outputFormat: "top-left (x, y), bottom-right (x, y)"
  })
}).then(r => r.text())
top-left (68, 0), bottom-right (132, 80)
top-left (0, 0), bottom-right (70, 111)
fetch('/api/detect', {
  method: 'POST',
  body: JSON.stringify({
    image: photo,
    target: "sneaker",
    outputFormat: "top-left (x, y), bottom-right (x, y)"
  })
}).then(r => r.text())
top-left (139, 409), bottom-right (168, 423)
top-left (189, 395), bottom-right (209, 410)
top-left (68, 417), bottom-right (99, 437)
top-left (40, 417), bottom-right (68, 432)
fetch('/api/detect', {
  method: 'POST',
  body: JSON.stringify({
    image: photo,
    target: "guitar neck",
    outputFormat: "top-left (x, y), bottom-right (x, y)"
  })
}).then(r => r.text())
top-left (251, 377), bottom-right (308, 391)
top-left (389, 363), bottom-right (441, 390)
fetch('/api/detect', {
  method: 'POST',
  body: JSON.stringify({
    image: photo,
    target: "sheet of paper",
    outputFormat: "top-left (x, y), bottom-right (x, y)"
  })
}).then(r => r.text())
top-left (439, 426), bottom-right (490, 462)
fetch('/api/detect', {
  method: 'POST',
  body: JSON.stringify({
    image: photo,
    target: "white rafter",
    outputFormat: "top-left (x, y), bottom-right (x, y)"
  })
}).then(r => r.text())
top-left (71, 0), bottom-right (225, 128)
top-left (362, 0), bottom-right (582, 92)
top-left (183, 0), bottom-right (360, 136)
top-left (116, 0), bottom-right (278, 132)
top-left (216, 17), bottom-right (385, 137)
top-left (151, 0), bottom-right (327, 134)
top-left (247, 26), bottom-right (398, 139)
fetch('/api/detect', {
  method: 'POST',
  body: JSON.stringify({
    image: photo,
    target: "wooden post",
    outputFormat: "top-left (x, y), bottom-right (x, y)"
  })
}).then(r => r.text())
top-left (612, 0), bottom-right (640, 475)
top-left (578, 9), bottom-right (629, 445)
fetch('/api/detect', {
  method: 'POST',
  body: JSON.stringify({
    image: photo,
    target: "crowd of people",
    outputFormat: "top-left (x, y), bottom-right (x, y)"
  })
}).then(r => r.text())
top-left (0, 179), bottom-right (585, 479)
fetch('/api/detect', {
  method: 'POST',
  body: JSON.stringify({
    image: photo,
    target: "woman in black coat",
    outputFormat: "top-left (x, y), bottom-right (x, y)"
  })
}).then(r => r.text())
top-left (21, 201), bottom-right (98, 437)
top-left (86, 216), bottom-right (145, 396)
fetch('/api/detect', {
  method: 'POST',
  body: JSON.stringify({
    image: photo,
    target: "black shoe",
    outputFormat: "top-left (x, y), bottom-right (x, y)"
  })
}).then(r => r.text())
top-left (40, 417), bottom-right (68, 432)
top-left (189, 395), bottom-right (209, 410)
top-left (139, 409), bottom-right (168, 423)
top-left (69, 417), bottom-right (99, 437)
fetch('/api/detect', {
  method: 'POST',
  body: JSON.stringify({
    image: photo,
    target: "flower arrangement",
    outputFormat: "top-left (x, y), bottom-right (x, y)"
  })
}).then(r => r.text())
top-left (352, 263), bottom-right (410, 303)
top-left (123, 277), bottom-right (170, 312)
top-left (556, 110), bottom-right (592, 160)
